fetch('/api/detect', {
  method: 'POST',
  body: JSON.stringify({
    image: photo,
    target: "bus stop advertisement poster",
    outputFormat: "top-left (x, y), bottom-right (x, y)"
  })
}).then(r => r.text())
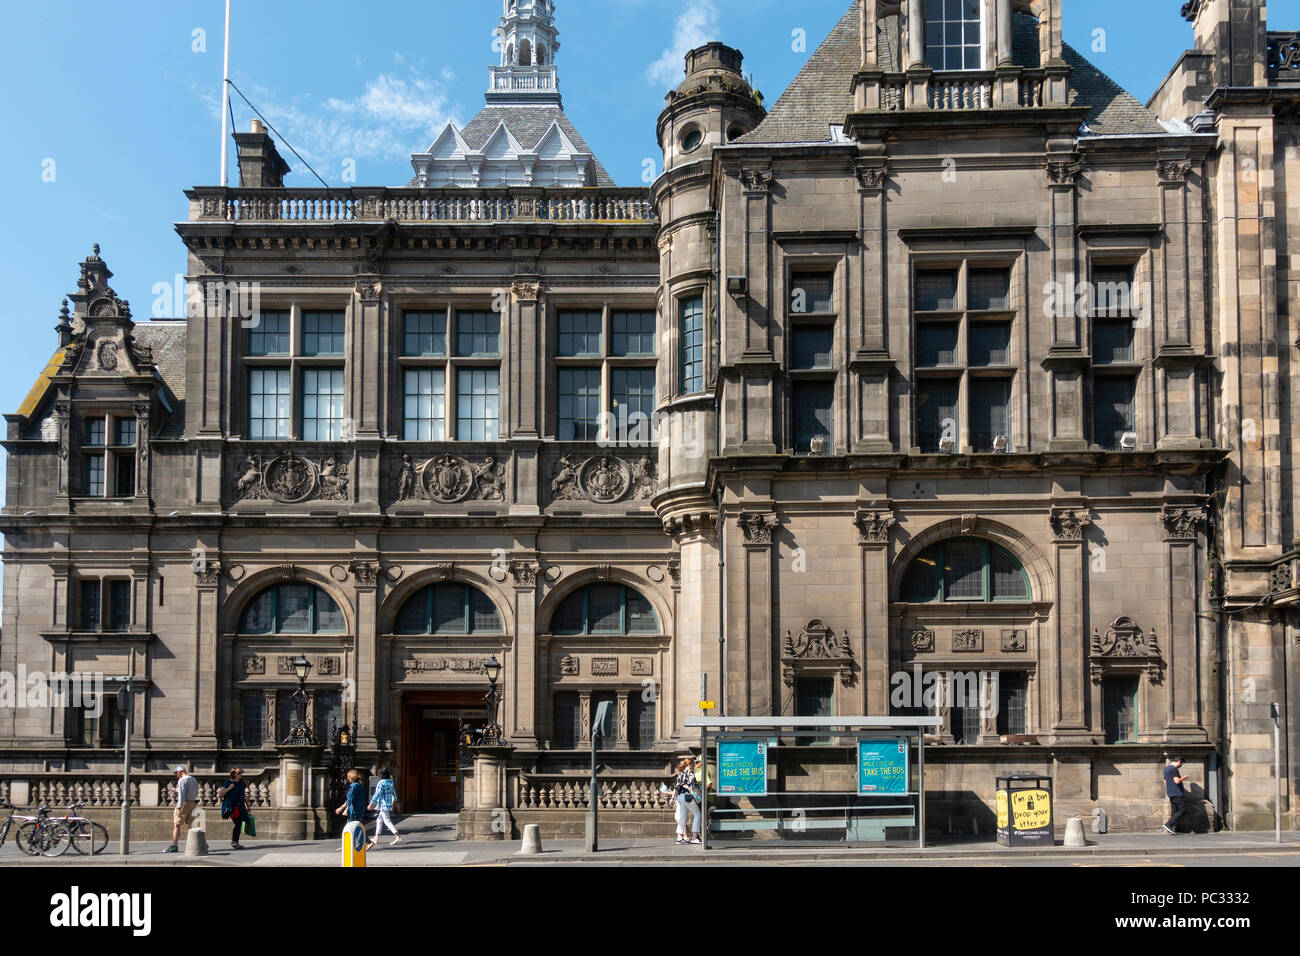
top-left (857, 738), bottom-right (909, 794)
top-left (717, 739), bottom-right (767, 795)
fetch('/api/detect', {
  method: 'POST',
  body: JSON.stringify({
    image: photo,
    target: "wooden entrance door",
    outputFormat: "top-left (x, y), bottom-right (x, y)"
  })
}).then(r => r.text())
top-left (399, 692), bottom-right (487, 811)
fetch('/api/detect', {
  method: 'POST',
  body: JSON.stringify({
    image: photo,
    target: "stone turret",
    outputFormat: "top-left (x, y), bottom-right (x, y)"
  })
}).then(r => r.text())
top-left (658, 42), bottom-right (765, 173)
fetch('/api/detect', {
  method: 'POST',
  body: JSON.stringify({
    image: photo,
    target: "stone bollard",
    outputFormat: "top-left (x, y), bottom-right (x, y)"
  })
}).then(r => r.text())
top-left (1064, 817), bottom-right (1087, 848)
top-left (184, 829), bottom-right (209, 857)
top-left (518, 824), bottom-right (543, 855)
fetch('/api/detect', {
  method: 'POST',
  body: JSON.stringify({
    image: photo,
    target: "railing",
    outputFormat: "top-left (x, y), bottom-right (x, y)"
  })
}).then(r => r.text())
top-left (1268, 32), bottom-right (1300, 82)
top-left (1, 773), bottom-right (275, 809)
top-left (189, 187), bottom-right (657, 225)
top-left (490, 65), bottom-right (558, 92)
top-left (864, 69), bottom-right (1052, 112)
top-left (515, 774), bottom-right (675, 811)
top-left (929, 73), bottom-right (993, 110)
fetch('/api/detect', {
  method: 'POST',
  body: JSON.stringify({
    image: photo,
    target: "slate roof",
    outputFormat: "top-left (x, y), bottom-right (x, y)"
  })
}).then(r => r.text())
top-left (132, 320), bottom-right (187, 438)
top-left (740, 2), bottom-right (1166, 145)
top-left (411, 106), bottom-right (617, 186)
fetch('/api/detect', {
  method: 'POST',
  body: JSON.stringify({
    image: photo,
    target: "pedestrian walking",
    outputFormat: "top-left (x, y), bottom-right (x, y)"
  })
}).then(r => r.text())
top-left (335, 769), bottom-right (367, 849)
top-left (367, 769), bottom-right (401, 850)
top-left (218, 768), bottom-right (251, 851)
top-left (671, 757), bottom-right (702, 845)
top-left (165, 766), bottom-right (198, 853)
top-left (1162, 756), bottom-right (1190, 834)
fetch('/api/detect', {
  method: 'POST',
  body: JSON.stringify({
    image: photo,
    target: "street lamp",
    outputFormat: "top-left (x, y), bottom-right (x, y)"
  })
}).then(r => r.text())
top-left (480, 655), bottom-right (505, 745)
top-left (285, 655), bottom-right (314, 744)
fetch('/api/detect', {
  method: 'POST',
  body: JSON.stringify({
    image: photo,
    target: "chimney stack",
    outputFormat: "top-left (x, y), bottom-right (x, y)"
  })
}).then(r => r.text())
top-left (234, 119), bottom-right (290, 188)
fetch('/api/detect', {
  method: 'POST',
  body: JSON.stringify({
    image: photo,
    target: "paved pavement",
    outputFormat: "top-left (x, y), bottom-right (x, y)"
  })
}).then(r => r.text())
top-left (2, 814), bottom-right (1297, 867)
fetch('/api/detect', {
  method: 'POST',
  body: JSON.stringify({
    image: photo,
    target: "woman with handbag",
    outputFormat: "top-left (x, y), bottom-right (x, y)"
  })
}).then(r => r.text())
top-left (217, 768), bottom-right (250, 851)
top-left (672, 757), bottom-right (702, 845)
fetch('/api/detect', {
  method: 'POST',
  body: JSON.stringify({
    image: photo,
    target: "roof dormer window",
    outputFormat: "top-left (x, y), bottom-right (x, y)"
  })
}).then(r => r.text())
top-left (925, 0), bottom-right (984, 71)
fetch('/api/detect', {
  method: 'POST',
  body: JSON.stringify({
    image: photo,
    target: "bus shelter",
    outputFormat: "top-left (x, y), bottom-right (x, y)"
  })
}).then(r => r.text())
top-left (684, 717), bottom-right (943, 850)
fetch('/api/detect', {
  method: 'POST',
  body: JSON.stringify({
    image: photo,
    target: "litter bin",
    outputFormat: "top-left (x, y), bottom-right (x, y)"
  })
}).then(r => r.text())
top-left (996, 774), bottom-right (1053, 847)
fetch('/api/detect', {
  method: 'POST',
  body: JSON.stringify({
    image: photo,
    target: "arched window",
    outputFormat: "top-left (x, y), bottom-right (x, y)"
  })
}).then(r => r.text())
top-left (536, 45), bottom-right (547, 66)
top-left (550, 583), bottom-right (659, 635)
top-left (901, 538), bottom-right (1029, 603)
top-left (394, 582), bottom-right (502, 635)
top-left (239, 583), bottom-right (345, 634)
top-left (519, 38), bottom-right (532, 66)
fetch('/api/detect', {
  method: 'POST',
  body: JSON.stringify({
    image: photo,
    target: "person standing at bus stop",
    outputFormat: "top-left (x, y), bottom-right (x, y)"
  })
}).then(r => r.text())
top-left (1162, 757), bottom-right (1190, 834)
top-left (672, 757), bottom-right (702, 845)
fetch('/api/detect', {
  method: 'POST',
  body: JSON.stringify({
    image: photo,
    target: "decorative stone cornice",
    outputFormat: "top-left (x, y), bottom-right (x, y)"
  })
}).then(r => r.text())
top-left (1157, 159), bottom-right (1193, 185)
top-left (661, 510), bottom-right (717, 539)
top-left (1049, 507), bottom-right (1091, 541)
top-left (194, 562), bottom-right (223, 588)
top-left (512, 281), bottom-right (540, 302)
top-left (1046, 157), bottom-right (1083, 188)
top-left (354, 278), bottom-right (382, 303)
top-left (854, 162), bottom-right (889, 193)
top-left (740, 168), bottom-right (773, 194)
top-left (1161, 506), bottom-right (1204, 541)
top-left (738, 511), bottom-right (780, 545)
top-left (348, 560), bottom-right (379, 588)
top-left (508, 560), bottom-right (538, 587)
top-left (854, 509), bottom-right (895, 544)
top-left (1090, 616), bottom-right (1164, 685)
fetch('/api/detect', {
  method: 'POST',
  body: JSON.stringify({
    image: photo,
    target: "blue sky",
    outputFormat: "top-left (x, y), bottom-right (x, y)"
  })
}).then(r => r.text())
top-left (0, 0), bottom-right (1285, 459)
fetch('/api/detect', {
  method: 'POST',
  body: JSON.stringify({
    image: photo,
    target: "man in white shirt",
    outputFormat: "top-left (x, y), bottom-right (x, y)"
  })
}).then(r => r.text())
top-left (166, 766), bottom-right (199, 853)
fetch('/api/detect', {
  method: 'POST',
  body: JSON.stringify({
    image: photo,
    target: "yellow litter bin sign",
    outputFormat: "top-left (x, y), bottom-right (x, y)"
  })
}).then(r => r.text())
top-left (342, 821), bottom-right (368, 868)
top-left (995, 775), bottom-right (1054, 846)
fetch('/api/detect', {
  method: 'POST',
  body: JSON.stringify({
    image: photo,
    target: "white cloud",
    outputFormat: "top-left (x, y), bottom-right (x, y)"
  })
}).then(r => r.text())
top-left (646, 0), bottom-right (720, 88)
top-left (238, 65), bottom-right (461, 176)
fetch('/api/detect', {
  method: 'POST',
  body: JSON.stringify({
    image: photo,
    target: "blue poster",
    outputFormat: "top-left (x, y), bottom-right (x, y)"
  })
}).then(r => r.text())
top-left (717, 739), bottom-right (767, 795)
top-left (858, 738), bottom-right (909, 794)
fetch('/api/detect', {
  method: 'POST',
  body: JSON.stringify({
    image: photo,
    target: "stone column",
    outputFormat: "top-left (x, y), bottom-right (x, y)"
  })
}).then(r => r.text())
top-left (856, 508), bottom-right (895, 714)
top-left (906, 0), bottom-right (925, 69)
top-left (350, 558), bottom-right (380, 750)
top-left (1049, 506), bottom-right (1090, 738)
top-left (1045, 157), bottom-right (1087, 450)
top-left (736, 511), bottom-right (779, 716)
top-left (511, 282), bottom-right (541, 437)
top-left (508, 559), bottom-right (539, 747)
top-left (1162, 507), bottom-right (1206, 737)
top-left (996, 0), bottom-right (1013, 65)
top-left (134, 401), bottom-right (152, 501)
top-left (192, 555), bottom-right (221, 742)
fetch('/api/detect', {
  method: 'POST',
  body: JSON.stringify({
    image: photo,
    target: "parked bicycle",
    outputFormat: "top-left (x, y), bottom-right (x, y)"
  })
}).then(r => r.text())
top-left (0, 803), bottom-right (72, 857)
top-left (46, 804), bottom-right (109, 856)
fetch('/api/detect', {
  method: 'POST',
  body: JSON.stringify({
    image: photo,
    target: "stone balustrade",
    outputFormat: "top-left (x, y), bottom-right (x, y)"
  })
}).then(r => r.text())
top-left (515, 774), bottom-right (676, 811)
top-left (188, 187), bottom-right (657, 225)
top-left (855, 68), bottom-right (1060, 113)
top-left (1, 772), bottom-right (276, 809)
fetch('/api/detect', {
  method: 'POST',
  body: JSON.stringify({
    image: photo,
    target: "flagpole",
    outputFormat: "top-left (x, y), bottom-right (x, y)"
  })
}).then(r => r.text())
top-left (219, 0), bottom-right (232, 186)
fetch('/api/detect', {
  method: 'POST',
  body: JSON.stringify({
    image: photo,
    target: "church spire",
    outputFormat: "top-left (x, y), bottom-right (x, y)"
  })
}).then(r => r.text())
top-left (488, 0), bottom-right (562, 107)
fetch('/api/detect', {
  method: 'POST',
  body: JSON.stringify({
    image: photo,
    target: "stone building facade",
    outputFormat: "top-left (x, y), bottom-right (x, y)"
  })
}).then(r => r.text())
top-left (0, 0), bottom-right (1296, 839)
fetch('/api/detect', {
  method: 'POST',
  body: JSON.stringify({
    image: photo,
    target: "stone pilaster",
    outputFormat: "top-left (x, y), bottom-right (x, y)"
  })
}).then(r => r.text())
top-left (1162, 506), bottom-right (1206, 738)
top-left (508, 558), bottom-right (539, 747)
top-left (855, 508), bottom-right (895, 714)
top-left (1049, 506), bottom-right (1090, 737)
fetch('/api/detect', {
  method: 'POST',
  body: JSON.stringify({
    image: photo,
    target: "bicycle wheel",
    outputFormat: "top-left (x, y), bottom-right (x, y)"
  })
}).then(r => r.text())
top-left (15, 822), bottom-right (41, 857)
top-left (68, 821), bottom-right (109, 855)
top-left (23, 821), bottom-right (71, 858)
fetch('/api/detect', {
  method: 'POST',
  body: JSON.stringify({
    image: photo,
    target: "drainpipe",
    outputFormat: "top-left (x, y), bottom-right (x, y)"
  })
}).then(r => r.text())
top-left (715, 202), bottom-right (726, 717)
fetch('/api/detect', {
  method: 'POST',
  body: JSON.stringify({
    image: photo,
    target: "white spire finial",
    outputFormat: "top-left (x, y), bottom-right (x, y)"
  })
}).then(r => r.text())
top-left (488, 0), bottom-right (562, 107)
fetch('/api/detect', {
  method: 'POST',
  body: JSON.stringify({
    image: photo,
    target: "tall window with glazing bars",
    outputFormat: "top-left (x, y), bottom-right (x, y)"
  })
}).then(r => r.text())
top-left (679, 295), bottom-right (705, 395)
